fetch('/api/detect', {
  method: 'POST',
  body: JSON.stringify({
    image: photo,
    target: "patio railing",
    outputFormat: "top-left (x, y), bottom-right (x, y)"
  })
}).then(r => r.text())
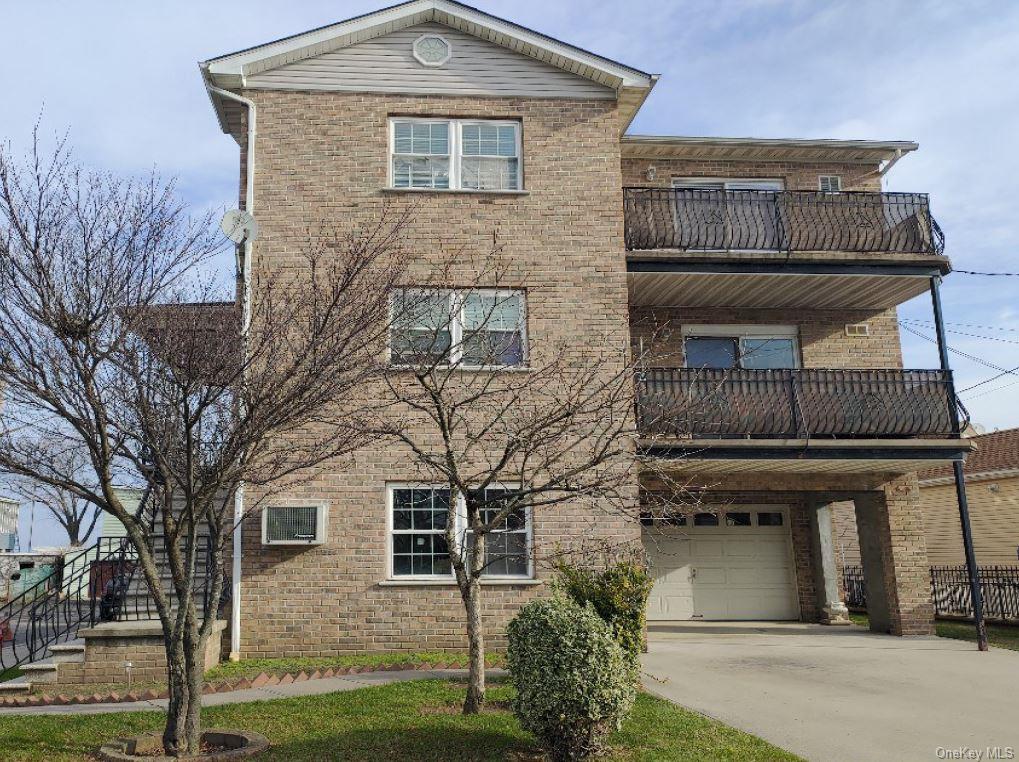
top-left (623, 187), bottom-right (945, 255)
top-left (636, 367), bottom-right (966, 439)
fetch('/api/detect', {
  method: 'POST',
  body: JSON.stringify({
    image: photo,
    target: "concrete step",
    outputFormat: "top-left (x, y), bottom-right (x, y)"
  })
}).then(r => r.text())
top-left (47, 643), bottom-right (86, 664)
top-left (0, 680), bottom-right (32, 694)
top-left (19, 661), bottom-right (59, 683)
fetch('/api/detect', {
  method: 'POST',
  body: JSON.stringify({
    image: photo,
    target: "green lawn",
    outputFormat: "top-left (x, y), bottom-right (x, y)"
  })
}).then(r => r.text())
top-left (849, 612), bottom-right (1019, 651)
top-left (205, 650), bottom-right (503, 682)
top-left (0, 679), bottom-right (802, 762)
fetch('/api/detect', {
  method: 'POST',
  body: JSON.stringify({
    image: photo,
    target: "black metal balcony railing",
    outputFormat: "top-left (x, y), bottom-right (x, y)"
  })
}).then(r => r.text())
top-left (623, 188), bottom-right (945, 255)
top-left (636, 368), bottom-right (966, 439)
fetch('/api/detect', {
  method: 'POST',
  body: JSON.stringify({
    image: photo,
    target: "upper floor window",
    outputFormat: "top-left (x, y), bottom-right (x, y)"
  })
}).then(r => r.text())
top-left (682, 325), bottom-right (799, 370)
top-left (390, 118), bottom-right (522, 191)
top-left (390, 288), bottom-right (527, 368)
top-left (818, 175), bottom-right (842, 193)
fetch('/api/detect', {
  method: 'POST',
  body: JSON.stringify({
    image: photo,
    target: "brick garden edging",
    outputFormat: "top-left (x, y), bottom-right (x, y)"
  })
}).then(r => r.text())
top-left (0, 661), bottom-right (469, 709)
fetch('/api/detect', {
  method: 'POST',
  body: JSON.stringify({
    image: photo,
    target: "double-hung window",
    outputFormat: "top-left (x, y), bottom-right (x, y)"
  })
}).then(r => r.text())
top-left (388, 485), bottom-right (532, 580)
top-left (390, 289), bottom-right (526, 368)
top-left (390, 118), bottom-right (522, 191)
top-left (683, 325), bottom-right (799, 370)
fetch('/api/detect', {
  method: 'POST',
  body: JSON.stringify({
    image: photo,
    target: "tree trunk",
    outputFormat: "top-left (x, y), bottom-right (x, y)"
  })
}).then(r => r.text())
top-left (182, 613), bottom-right (204, 753)
top-left (462, 579), bottom-right (485, 714)
top-left (162, 634), bottom-right (193, 756)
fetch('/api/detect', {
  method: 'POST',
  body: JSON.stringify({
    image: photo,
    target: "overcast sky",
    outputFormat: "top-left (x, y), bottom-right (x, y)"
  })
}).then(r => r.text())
top-left (2, 0), bottom-right (1017, 547)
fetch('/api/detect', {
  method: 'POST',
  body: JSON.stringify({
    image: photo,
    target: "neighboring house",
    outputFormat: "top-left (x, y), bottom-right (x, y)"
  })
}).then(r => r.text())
top-left (836, 428), bottom-right (1019, 566)
top-left (197, 0), bottom-right (971, 658)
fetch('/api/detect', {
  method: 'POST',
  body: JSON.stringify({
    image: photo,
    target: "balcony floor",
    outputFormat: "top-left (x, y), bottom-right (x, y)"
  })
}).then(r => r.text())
top-left (640, 438), bottom-right (974, 475)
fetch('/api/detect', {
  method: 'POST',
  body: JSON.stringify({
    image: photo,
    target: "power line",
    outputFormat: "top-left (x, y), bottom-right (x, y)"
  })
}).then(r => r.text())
top-left (898, 322), bottom-right (1019, 392)
top-left (900, 319), bottom-right (1019, 335)
top-left (962, 377), bottom-right (1019, 402)
top-left (953, 270), bottom-right (1019, 277)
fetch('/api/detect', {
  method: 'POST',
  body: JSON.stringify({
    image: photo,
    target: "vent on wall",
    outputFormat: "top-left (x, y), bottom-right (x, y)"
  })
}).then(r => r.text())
top-left (845, 323), bottom-right (870, 337)
top-left (262, 505), bottom-right (327, 545)
top-left (819, 175), bottom-right (842, 193)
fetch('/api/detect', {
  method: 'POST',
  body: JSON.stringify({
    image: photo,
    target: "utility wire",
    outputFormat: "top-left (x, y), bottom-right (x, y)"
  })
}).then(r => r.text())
top-left (962, 377), bottom-right (1019, 402)
top-left (898, 322), bottom-right (1019, 392)
top-left (900, 319), bottom-right (1019, 335)
top-left (953, 270), bottom-right (1019, 277)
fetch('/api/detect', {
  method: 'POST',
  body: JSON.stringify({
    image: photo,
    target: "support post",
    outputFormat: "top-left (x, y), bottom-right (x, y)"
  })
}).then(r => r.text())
top-left (930, 275), bottom-right (987, 651)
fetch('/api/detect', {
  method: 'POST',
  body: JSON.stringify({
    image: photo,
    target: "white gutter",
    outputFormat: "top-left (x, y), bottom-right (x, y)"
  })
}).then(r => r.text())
top-left (205, 80), bottom-right (255, 662)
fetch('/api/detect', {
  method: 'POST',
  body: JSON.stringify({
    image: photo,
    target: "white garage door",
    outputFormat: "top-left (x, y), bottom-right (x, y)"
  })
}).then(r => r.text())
top-left (643, 506), bottom-right (799, 621)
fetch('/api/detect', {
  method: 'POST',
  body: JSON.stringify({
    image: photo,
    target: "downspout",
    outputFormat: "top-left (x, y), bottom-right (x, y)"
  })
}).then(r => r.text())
top-left (205, 80), bottom-right (255, 662)
top-left (929, 275), bottom-right (988, 651)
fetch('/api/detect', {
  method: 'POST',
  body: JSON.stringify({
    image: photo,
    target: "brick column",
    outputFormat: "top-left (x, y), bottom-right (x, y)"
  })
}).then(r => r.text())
top-left (809, 500), bottom-right (850, 625)
top-left (853, 475), bottom-right (934, 636)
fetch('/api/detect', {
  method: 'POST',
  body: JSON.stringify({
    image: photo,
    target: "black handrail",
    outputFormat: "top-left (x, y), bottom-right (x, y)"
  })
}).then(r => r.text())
top-left (636, 367), bottom-right (967, 439)
top-left (0, 534), bottom-right (215, 673)
top-left (623, 188), bottom-right (945, 255)
top-left (0, 537), bottom-right (128, 672)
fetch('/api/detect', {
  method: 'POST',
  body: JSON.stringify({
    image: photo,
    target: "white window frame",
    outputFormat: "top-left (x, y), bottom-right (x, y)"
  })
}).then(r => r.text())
top-left (385, 483), bottom-right (534, 582)
top-left (389, 288), bottom-right (528, 370)
top-left (681, 324), bottom-right (800, 369)
top-left (388, 117), bottom-right (523, 192)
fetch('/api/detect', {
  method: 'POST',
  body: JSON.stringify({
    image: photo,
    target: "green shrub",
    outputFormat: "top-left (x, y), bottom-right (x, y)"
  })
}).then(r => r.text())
top-left (506, 597), bottom-right (638, 761)
top-left (553, 558), bottom-right (653, 657)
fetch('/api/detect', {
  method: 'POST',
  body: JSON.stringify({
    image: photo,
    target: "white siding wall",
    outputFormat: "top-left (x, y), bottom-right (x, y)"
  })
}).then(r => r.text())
top-left (246, 22), bottom-right (615, 99)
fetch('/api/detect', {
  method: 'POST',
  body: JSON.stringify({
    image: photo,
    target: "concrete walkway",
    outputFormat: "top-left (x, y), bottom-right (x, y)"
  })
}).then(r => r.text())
top-left (0, 669), bottom-right (484, 716)
top-left (642, 622), bottom-right (1019, 762)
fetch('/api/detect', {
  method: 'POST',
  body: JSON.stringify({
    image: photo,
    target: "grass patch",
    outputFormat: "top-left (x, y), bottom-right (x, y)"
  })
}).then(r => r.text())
top-left (0, 667), bottom-right (23, 684)
top-left (850, 612), bottom-right (1019, 651)
top-left (205, 650), bottom-right (504, 682)
top-left (0, 678), bottom-right (802, 761)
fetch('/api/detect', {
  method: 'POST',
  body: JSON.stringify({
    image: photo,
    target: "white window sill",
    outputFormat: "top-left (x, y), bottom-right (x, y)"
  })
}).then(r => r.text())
top-left (382, 187), bottom-right (529, 196)
top-left (378, 578), bottom-right (542, 587)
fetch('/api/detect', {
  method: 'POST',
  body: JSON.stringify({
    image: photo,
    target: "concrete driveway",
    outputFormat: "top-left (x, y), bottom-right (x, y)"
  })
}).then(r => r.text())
top-left (642, 622), bottom-right (1019, 762)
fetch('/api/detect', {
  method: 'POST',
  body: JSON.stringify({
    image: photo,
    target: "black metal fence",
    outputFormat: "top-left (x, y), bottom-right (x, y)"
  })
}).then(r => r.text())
top-left (636, 367), bottom-right (965, 439)
top-left (844, 564), bottom-right (1019, 621)
top-left (0, 535), bottom-right (216, 672)
top-left (623, 187), bottom-right (945, 255)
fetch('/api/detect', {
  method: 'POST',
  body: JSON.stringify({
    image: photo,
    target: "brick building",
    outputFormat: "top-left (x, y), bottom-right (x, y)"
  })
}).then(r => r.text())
top-left (196, 0), bottom-right (971, 656)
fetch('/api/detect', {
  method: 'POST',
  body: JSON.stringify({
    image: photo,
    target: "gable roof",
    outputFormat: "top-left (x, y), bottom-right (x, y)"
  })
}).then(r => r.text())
top-left (201, 0), bottom-right (655, 134)
top-left (918, 427), bottom-right (1019, 483)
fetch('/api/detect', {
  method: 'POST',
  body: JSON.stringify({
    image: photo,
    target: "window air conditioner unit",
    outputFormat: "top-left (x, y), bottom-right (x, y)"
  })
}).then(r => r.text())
top-left (261, 504), bottom-right (328, 545)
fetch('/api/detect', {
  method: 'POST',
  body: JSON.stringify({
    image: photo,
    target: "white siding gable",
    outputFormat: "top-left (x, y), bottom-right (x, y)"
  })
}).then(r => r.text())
top-left (245, 22), bottom-right (615, 100)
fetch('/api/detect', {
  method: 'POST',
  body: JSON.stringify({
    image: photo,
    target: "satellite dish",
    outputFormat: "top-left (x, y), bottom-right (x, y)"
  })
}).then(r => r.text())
top-left (220, 209), bottom-right (259, 244)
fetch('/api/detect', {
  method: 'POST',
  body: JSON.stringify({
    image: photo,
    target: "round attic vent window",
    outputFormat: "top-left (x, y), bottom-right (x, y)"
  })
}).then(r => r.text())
top-left (413, 34), bottom-right (451, 67)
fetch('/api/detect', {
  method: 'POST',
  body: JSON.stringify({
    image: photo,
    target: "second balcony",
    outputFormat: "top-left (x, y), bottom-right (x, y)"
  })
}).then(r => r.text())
top-left (624, 187), bottom-right (944, 255)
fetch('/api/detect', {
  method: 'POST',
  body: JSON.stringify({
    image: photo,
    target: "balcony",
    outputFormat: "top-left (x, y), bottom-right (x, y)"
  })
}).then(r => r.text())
top-left (636, 368), bottom-right (966, 440)
top-left (623, 188), bottom-right (944, 255)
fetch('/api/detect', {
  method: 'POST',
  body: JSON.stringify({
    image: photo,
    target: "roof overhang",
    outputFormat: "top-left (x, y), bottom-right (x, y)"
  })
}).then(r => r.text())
top-left (621, 135), bottom-right (918, 166)
top-left (627, 258), bottom-right (948, 310)
top-left (201, 0), bottom-right (656, 135)
top-left (641, 438), bottom-right (973, 475)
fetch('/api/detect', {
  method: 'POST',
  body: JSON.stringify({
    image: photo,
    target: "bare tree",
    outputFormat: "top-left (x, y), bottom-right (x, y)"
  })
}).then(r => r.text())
top-left (8, 444), bottom-right (101, 546)
top-left (0, 131), bottom-right (409, 755)
top-left (374, 255), bottom-right (668, 714)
